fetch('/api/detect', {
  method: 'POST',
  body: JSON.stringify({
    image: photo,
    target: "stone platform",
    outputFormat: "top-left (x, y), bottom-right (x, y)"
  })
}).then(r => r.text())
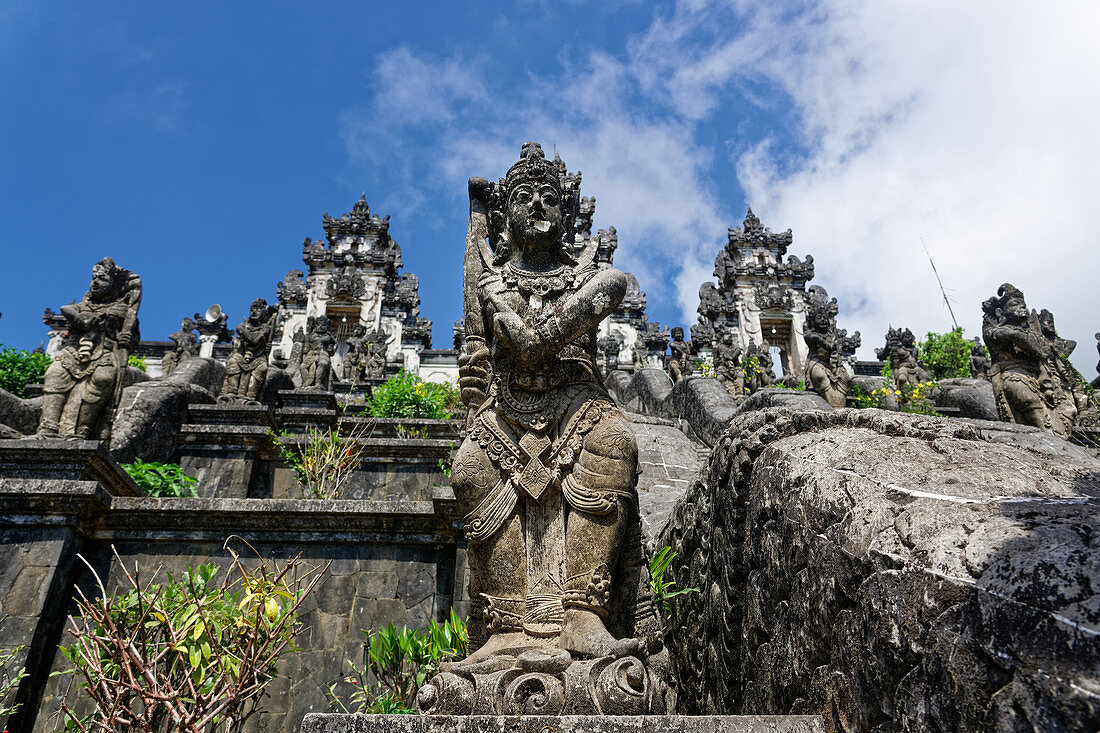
top-left (301, 715), bottom-right (826, 732)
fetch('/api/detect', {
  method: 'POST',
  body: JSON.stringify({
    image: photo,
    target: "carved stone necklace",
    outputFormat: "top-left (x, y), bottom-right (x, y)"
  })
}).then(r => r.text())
top-left (502, 262), bottom-right (574, 300)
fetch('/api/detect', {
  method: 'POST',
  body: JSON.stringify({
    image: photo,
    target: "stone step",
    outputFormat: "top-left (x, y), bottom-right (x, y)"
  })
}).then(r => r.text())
top-left (302, 714), bottom-right (826, 733)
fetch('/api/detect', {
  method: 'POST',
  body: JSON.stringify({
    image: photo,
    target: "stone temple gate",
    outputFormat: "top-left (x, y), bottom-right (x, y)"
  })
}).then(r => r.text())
top-left (693, 208), bottom-right (816, 376)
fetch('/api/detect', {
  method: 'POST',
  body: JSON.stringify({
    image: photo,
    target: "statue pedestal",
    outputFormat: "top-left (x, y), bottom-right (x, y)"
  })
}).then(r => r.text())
top-left (176, 404), bottom-right (274, 499)
top-left (301, 715), bottom-right (825, 732)
top-left (275, 390), bottom-right (338, 434)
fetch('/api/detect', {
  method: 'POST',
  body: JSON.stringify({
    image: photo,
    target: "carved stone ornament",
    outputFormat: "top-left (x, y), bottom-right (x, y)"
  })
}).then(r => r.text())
top-left (753, 283), bottom-right (794, 312)
top-left (343, 326), bottom-right (388, 382)
top-left (37, 257), bottom-right (142, 440)
top-left (293, 315), bottom-right (335, 390)
top-left (218, 298), bottom-right (279, 405)
top-left (324, 267), bottom-right (366, 300)
top-left (276, 269), bottom-right (307, 305)
top-left (442, 142), bottom-right (666, 715)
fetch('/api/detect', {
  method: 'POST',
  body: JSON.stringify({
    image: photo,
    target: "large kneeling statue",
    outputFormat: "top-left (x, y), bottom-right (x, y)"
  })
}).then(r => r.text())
top-left (37, 257), bottom-right (142, 439)
top-left (419, 143), bottom-right (665, 716)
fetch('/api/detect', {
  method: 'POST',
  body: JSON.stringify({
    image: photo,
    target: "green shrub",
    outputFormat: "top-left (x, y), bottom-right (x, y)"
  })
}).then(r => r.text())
top-left (918, 327), bottom-right (971, 379)
top-left (329, 610), bottom-right (467, 714)
top-left (268, 422), bottom-right (372, 500)
top-left (56, 546), bottom-right (321, 733)
top-left (127, 354), bottom-right (148, 372)
top-left (366, 371), bottom-right (460, 420)
top-left (120, 460), bottom-right (198, 497)
top-left (0, 345), bottom-right (51, 398)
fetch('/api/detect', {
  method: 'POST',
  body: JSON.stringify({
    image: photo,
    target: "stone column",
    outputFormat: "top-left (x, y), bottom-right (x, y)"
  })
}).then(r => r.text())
top-left (198, 333), bottom-right (219, 359)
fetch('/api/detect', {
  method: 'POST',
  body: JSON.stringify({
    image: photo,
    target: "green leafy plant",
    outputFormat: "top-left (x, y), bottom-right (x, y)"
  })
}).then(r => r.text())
top-left (54, 543), bottom-right (323, 733)
top-left (269, 419), bottom-right (374, 500)
top-left (120, 460), bottom-right (198, 498)
top-left (366, 371), bottom-right (460, 420)
top-left (740, 355), bottom-right (763, 392)
top-left (649, 546), bottom-right (699, 619)
top-left (328, 610), bottom-right (467, 714)
top-left (917, 328), bottom-right (971, 379)
top-left (127, 354), bottom-right (148, 372)
top-left (1, 645), bottom-right (29, 720)
top-left (0, 345), bottom-right (51, 398)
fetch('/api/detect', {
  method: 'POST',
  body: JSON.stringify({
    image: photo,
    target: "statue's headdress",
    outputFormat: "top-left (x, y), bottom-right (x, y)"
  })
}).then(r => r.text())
top-left (488, 142), bottom-right (580, 265)
top-left (807, 285), bottom-right (839, 323)
top-left (982, 283), bottom-right (1027, 324)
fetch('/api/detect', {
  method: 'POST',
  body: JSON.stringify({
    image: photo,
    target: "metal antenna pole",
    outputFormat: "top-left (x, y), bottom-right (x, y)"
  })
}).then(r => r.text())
top-left (921, 237), bottom-right (959, 330)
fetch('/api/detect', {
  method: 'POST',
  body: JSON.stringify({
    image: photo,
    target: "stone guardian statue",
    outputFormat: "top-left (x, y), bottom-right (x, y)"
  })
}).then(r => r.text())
top-left (37, 257), bottom-right (142, 439)
top-left (803, 286), bottom-right (852, 408)
top-left (982, 284), bottom-right (1073, 438)
top-left (665, 326), bottom-right (693, 382)
top-left (161, 317), bottom-right (198, 377)
top-left (219, 298), bottom-right (278, 404)
top-left (432, 144), bottom-right (665, 716)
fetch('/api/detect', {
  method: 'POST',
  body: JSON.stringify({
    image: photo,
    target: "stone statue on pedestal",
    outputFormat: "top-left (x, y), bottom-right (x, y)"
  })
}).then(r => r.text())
top-left (37, 257), bottom-right (142, 439)
top-left (161, 317), bottom-right (198, 377)
top-left (293, 315), bottom-right (336, 390)
top-left (665, 327), bottom-right (693, 382)
top-left (803, 286), bottom-right (852, 408)
top-left (969, 337), bottom-right (991, 381)
top-left (713, 330), bottom-right (744, 397)
top-left (877, 326), bottom-right (931, 395)
top-left (1037, 308), bottom-right (1089, 423)
top-left (423, 143), bottom-right (664, 716)
top-left (982, 284), bottom-right (1074, 439)
top-left (219, 298), bottom-right (278, 405)
top-left (343, 325), bottom-right (387, 382)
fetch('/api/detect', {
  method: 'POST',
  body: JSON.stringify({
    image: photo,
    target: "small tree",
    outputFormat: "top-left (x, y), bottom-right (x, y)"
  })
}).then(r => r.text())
top-left (918, 328), bottom-right (971, 379)
top-left (55, 543), bottom-right (323, 733)
top-left (0, 345), bottom-right (51, 398)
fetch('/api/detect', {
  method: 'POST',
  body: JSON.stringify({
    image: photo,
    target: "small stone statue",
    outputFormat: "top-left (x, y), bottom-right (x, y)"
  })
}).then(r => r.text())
top-left (1037, 308), bottom-right (1088, 421)
top-left (37, 257), bottom-right (142, 439)
top-left (713, 330), bottom-right (745, 397)
top-left (803, 286), bottom-right (852, 408)
top-left (597, 332), bottom-right (623, 377)
top-left (666, 326), bottom-right (693, 382)
top-left (969, 337), bottom-right (991, 381)
top-left (293, 315), bottom-right (336, 390)
top-left (982, 284), bottom-right (1073, 439)
top-left (876, 326), bottom-right (931, 394)
top-left (219, 298), bottom-right (278, 405)
top-left (161, 317), bottom-right (198, 377)
top-left (434, 143), bottom-right (663, 715)
top-left (343, 325), bottom-right (387, 382)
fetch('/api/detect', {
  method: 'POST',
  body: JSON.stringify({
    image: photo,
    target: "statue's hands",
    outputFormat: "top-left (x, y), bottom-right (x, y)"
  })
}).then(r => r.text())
top-left (458, 341), bottom-right (490, 408)
top-left (492, 310), bottom-right (543, 357)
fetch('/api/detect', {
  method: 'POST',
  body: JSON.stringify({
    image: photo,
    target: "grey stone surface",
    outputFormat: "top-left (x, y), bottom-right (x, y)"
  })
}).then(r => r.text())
top-left (627, 414), bottom-right (703, 544)
top-left (669, 376), bottom-right (741, 446)
top-left (935, 377), bottom-right (998, 420)
top-left (301, 714), bottom-right (826, 732)
top-left (660, 407), bottom-right (1100, 730)
top-left (735, 387), bottom-right (830, 415)
top-left (0, 389), bottom-right (41, 435)
top-left (110, 359), bottom-right (223, 463)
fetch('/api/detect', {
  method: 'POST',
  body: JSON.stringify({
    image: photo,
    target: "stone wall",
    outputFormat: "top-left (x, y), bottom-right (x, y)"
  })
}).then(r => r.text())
top-left (0, 440), bottom-right (464, 733)
top-left (659, 407), bottom-right (1100, 730)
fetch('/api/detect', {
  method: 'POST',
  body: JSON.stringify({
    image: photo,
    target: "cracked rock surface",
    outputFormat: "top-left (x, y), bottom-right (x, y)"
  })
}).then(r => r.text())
top-left (660, 407), bottom-right (1100, 731)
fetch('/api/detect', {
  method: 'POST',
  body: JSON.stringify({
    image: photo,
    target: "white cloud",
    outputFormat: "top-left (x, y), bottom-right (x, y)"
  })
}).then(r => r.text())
top-left (343, 0), bottom-right (1100, 376)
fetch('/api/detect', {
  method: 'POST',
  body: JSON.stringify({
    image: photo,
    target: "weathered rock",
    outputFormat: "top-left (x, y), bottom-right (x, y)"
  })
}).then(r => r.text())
top-left (302, 714), bottom-right (827, 732)
top-left (669, 376), bottom-right (740, 446)
top-left (0, 389), bottom-right (41, 435)
top-left (660, 407), bottom-right (1100, 731)
top-left (736, 387), bottom-right (830, 414)
top-left (627, 413), bottom-right (703, 545)
top-left (261, 367), bottom-right (296, 406)
top-left (935, 377), bottom-right (999, 421)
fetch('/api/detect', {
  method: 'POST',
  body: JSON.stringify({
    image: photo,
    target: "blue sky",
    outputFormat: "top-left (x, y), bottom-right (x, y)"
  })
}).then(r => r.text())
top-left (3, 1), bottom-right (1098, 376)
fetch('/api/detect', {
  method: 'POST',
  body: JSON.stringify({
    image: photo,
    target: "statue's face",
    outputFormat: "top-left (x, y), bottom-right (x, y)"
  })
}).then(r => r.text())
top-left (182, 318), bottom-right (194, 330)
top-left (1004, 296), bottom-right (1028, 321)
top-left (249, 303), bottom-right (265, 321)
top-left (671, 328), bottom-right (684, 342)
top-left (508, 180), bottom-right (563, 253)
top-left (89, 269), bottom-right (114, 298)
